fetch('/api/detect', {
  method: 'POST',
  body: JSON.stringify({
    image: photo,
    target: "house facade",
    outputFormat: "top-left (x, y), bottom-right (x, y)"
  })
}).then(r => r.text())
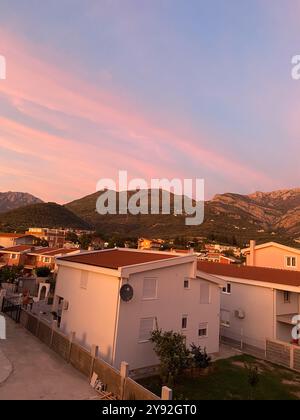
top-left (0, 233), bottom-right (37, 248)
top-left (242, 241), bottom-right (300, 271)
top-left (198, 261), bottom-right (300, 351)
top-left (0, 245), bottom-right (34, 268)
top-left (54, 249), bottom-right (224, 370)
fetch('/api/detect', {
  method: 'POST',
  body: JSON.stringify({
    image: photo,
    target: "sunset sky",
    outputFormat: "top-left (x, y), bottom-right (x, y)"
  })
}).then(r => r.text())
top-left (0, 0), bottom-right (300, 203)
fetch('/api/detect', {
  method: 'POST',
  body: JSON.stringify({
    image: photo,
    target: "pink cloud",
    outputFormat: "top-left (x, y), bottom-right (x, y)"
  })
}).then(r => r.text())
top-left (0, 28), bottom-right (274, 202)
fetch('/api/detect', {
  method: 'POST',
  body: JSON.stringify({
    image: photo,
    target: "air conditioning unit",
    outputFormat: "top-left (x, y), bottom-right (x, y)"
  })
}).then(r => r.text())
top-left (63, 300), bottom-right (69, 311)
top-left (234, 309), bottom-right (245, 319)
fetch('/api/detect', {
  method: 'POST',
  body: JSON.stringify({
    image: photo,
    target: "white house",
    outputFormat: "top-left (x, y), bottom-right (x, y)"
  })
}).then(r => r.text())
top-left (54, 248), bottom-right (224, 370)
top-left (242, 240), bottom-right (300, 271)
top-left (198, 261), bottom-right (300, 351)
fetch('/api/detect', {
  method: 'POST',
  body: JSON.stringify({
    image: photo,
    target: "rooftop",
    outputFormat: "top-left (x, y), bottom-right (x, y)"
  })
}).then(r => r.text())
top-left (0, 233), bottom-right (29, 238)
top-left (0, 245), bottom-right (34, 253)
top-left (60, 248), bottom-right (180, 270)
top-left (28, 247), bottom-right (79, 257)
top-left (197, 261), bottom-right (300, 288)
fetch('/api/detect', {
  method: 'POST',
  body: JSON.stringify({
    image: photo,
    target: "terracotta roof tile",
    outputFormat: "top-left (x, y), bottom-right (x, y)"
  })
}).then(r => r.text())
top-left (60, 249), bottom-right (179, 270)
top-left (197, 261), bottom-right (300, 287)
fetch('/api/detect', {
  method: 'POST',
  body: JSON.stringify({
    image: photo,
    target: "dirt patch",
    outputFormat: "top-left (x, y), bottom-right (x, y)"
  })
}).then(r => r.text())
top-left (256, 360), bottom-right (275, 372)
top-left (231, 361), bottom-right (245, 369)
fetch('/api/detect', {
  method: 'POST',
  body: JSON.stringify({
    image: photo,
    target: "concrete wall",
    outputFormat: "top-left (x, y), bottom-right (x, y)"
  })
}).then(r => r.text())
top-left (220, 279), bottom-right (274, 349)
top-left (246, 246), bottom-right (300, 270)
top-left (115, 262), bottom-right (221, 370)
top-left (54, 265), bottom-right (120, 365)
top-left (276, 290), bottom-right (299, 315)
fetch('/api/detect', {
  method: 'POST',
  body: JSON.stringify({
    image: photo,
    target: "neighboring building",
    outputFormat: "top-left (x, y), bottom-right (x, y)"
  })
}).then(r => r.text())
top-left (54, 248), bottom-right (224, 370)
top-left (0, 245), bottom-right (35, 268)
top-left (204, 243), bottom-right (240, 257)
top-left (24, 247), bottom-right (80, 273)
top-left (0, 233), bottom-right (37, 248)
top-left (198, 261), bottom-right (300, 351)
top-left (138, 238), bottom-right (164, 250)
top-left (199, 253), bottom-right (238, 265)
top-left (243, 241), bottom-right (300, 271)
top-left (0, 245), bottom-right (80, 273)
top-left (25, 228), bottom-right (66, 248)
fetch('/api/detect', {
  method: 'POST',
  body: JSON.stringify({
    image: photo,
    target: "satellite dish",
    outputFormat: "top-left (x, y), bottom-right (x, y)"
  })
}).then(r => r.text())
top-left (120, 284), bottom-right (134, 302)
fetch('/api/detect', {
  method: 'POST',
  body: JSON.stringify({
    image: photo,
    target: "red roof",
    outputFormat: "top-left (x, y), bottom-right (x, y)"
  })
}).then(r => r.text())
top-left (0, 233), bottom-right (28, 238)
top-left (28, 247), bottom-right (79, 257)
top-left (60, 249), bottom-right (179, 270)
top-left (197, 261), bottom-right (300, 287)
top-left (0, 245), bottom-right (34, 253)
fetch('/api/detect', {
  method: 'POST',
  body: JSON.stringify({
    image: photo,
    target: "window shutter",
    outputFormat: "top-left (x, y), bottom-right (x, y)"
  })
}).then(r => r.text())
top-left (139, 318), bottom-right (155, 341)
top-left (80, 271), bottom-right (89, 290)
top-left (143, 277), bottom-right (157, 299)
top-left (200, 282), bottom-right (210, 304)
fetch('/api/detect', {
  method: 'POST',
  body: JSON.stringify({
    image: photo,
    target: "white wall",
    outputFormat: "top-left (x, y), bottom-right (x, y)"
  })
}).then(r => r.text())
top-left (55, 265), bottom-right (120, 364)
top-left (276, 290), bottom-right (299, 315)
top-left (220, 279), bottom-right (274, 350)
top-left (115, 263), bottom-right (221, 370)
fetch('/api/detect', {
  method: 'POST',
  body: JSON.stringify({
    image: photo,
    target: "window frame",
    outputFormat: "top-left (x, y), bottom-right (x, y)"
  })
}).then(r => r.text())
top-left (198, 322), bottom-right (208, 338)
top-left (138, 317), bottom-right (156, 343)
top-left (222, 283), bottom-right (231, 295)
top-left (142, 277), bottom-right (158, 301)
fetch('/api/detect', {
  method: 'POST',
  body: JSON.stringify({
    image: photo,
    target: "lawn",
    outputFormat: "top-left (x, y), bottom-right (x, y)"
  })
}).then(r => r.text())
top-left (138, 355), bottom-right (300, 400)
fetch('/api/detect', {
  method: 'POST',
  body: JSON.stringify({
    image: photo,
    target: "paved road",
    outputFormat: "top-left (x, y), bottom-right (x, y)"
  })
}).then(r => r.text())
top-left (0, 316), bottom-right (98, 400)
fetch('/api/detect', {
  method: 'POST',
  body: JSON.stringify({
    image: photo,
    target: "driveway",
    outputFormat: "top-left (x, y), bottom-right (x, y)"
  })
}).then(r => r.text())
top-left (0, 316), bottom-right (97, 400)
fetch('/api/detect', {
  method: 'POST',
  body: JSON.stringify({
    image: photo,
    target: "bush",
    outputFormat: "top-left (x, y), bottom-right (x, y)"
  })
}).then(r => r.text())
top-left (190, 344), bottom-right (211, 369)
top-left (35, 266), bottom-right (51, 278)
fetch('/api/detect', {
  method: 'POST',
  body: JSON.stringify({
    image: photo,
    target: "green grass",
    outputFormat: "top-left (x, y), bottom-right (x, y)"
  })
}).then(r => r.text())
top-left (138, 355), bottom-right (300, 400)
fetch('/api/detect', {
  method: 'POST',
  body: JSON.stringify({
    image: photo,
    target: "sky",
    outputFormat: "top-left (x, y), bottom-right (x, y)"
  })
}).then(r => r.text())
top-left (0, 0), bottom-right (300, 203)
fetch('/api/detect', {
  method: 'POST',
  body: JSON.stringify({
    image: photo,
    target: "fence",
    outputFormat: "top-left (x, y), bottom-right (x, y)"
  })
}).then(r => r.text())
top-left (266, 339), bottom-right (300, 372)
top-left (18, 309), bottom-right (168, 400)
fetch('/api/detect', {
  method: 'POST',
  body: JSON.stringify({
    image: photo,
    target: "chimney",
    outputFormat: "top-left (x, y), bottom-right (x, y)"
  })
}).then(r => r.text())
top-left (249, 240), bottom-right (256, 266)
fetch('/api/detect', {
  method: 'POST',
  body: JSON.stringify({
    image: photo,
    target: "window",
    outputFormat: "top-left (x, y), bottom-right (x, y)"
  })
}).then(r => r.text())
top-left (139, 317), bottom-right (155, 342)
top-left (200, 282), bottom-right (211, 304)
top-left (142, 277), bottom-right (158, 300)
top-left (284, 291), bottom-right (291, 304)
top-left (222, 283), bottom-right (231, 295)
top-left (286, 256), bottom-right (297, 268)
top-left (198, 323), bottom-right (208, 338)
top-left (10, 253), bottom-right (18, 260)
top-left (184, 278), bottom-right (190, 289)
top-left (182, 316), bottom-right (188, 330)
top-left (80, 271), bottom-right (89, 290)
top-left (220, 310), bottom-right (231, 327)
top-left (43, 257), bottom-right (51, 263)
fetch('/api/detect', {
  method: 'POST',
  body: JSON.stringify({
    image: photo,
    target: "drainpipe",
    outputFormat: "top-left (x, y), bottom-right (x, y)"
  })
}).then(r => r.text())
top-left (249, 240), bottom-right (256, 266)
top-left (111, 276), bottom-right (122, 367)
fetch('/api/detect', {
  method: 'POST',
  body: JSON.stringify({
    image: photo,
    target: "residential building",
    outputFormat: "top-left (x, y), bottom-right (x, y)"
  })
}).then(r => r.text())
top-left (24, 247), bottom-right (80, 273)
top-left (54, 248), bottom-right (224, 370)
top-left (198, 261), bottom-right (300, 351)
top-left (0, 233), bottom-right (37, 248)
top-left (243, 240), bottom-right (300, 271)
top-left (0, 245), bottom-right (35, 268)
top-left (138, 238), bottom-right (164, 250)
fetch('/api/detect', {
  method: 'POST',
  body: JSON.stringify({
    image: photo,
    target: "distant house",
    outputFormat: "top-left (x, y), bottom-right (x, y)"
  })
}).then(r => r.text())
top-left (242, 241), bottom-right (300, 271)
top-left (138, 238), bottom-right (164, 250)
top-left (24, 247), bottom-right (80, 273)
top-left (54, 248), bottom-right (224, 370)
top-left (0, 245), bottom-right (35, 268)
top-left (198, 261), bottom-right (300, 351)
top-left (0, 233), bottom-right (37, 248)
top-left (0, 245), bottom-right (80, 273)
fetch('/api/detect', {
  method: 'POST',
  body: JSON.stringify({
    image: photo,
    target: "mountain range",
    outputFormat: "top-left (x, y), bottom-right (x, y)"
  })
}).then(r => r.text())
top-left (0, 188), bottom-right (299, 246)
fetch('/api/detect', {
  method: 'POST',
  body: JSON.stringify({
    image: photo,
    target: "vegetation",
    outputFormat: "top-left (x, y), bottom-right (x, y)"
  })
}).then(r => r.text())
top-left (190, 344), bottom-right (211, 369)
top-left (0, 265), bottom-right (24, 284)
top-left (150, 330), bottom-right (190, 387)
top-left (139, 355), bottom-right (300, 400)
top-left (0, 202), bottom-right (91, 230)
top-left (35, 266), bottom-right (51, 278)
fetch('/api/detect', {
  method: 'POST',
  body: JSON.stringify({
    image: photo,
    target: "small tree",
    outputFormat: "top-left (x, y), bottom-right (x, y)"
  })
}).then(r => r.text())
top-left (150, 329), bottom-right (190, 386)
top-left (245, 363), bottom-right (260, 400)
top-left (190, 344), bottom-right (211, 369)
top-left (0, 265), bottom-right (24, 284)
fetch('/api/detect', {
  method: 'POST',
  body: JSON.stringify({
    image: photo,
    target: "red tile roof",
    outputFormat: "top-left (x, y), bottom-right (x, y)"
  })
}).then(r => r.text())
top-left (0, 233), bottom-right (28, 238)
top-left (60, 249), bottom-right (179, 270)
top-left (0, 245), bottom-right (34, 253)
top-left (197, 261), bottom-right (300, 287)
top-left (28, 247), bottom-right (79, 257)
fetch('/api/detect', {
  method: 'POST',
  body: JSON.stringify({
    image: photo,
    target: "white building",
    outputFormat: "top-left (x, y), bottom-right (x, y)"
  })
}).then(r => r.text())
top-left (54, 248), bottom-right (224, 370)
top-left (198, 261), bottom-right (300, 351)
